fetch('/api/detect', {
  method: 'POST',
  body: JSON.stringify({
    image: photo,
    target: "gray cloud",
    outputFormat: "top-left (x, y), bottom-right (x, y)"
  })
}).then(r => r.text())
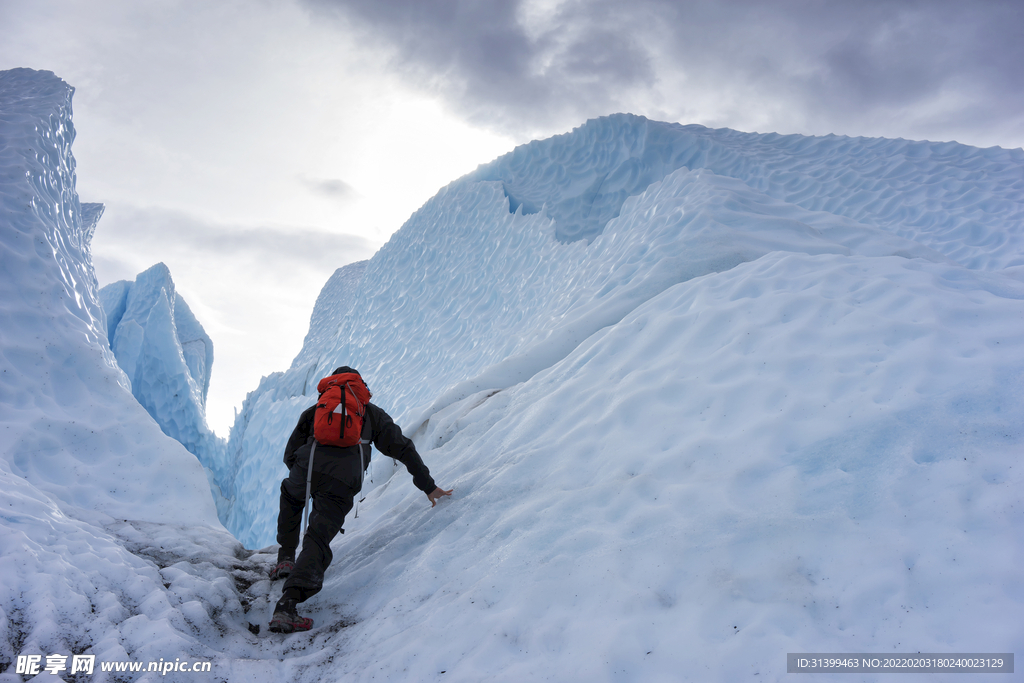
top-left (93, 205), bottom-right (374, 285)
top-left (763, 1), bottom-right (1024, 114)
top-left (303, 0), bottom-right (1024, 146)
top-left (299, 176), bottom-right (361, 202)
top-left (303, 0), bottom-right (656, 134)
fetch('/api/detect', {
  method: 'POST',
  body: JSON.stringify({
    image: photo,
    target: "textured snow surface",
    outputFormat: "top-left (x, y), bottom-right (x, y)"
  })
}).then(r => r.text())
top-left (100, 266), bottom-right (230, 517)
top-left (2, 67), bottom-right (1023, 682)
top-left (371, 252), bottom-right (1023, 679)
top-left (221, 114), bottom-right (1023, 681)
top-left (295, 259), bottom-right (369, 367)
top-left (225, 116), bottom-right (1023, 548)
top-left (0, 68), bottom-right (218, 526)
top-left (0, 69), bottom-right (225, 680)
top-left (470, 114), bottom-right (1024, 266)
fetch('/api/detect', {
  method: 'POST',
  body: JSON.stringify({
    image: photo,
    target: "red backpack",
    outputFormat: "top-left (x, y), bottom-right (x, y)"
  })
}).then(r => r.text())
top-left (313, 372), bottom-right (371, 447)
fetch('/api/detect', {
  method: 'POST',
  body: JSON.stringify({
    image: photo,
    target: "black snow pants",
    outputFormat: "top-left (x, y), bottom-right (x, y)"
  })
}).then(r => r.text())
top-left (277, 462), bottom-right (357, 602)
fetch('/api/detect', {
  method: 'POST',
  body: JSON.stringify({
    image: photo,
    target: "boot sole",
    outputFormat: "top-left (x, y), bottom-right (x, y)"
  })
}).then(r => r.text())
top-left (269, 561), bottom-right (295, 581)
top-left (268, 616), bottom-right (313, 633)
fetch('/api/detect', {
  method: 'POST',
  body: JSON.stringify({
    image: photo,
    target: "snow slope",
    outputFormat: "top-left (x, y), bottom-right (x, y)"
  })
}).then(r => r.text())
top-left (225, 115), bottom-right (1021, 546)
top-left (222, 114), bottom-right (1023, 681)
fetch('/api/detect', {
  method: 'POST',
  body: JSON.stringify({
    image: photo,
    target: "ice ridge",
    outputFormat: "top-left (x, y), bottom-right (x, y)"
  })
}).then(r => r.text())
top-left (100, 265), bottom-right (231, 517)
top-left (0, 68), bottom-right (218, 526)
top-left (1, 68), bottom-right (231, 678)
top-left (471, 113), bottom-right (1024, 268)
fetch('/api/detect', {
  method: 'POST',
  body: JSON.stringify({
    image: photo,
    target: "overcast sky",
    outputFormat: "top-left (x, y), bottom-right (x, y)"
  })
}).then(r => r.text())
top-left (2, 0), bottom-right (1021, 435)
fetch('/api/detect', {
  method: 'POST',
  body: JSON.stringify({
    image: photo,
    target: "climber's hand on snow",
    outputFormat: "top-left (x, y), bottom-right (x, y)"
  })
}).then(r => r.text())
top-left (427, 487), bottom-right (453, 507)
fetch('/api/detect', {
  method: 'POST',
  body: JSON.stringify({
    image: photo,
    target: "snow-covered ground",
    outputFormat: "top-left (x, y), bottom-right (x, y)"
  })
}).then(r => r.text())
top-left (2, 68), bottom-right (1022, 681)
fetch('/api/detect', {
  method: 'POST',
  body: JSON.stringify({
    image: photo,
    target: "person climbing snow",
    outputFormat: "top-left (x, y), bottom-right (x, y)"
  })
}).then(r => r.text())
top-left (268, 366), bottom-right (453, 633)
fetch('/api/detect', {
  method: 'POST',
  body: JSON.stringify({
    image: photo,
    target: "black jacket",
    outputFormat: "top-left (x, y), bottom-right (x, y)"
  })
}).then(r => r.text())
top-left (283, 402), bottom-right (436, 494)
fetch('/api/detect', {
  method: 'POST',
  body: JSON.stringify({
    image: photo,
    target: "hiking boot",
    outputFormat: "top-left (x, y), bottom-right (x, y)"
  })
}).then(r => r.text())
top-left (269, 560), bottom-right (294, 581)
top-left (268, 598), bottom-right (313, 633)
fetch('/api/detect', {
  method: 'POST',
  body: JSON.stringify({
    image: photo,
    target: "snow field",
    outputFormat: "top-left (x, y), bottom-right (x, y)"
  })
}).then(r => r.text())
top-left (0, 467), bottom-right (251, 679)
top-left (313, 251), bottom-right (1023, 681)
top-left (215, 112), bottom-right (1024, 680)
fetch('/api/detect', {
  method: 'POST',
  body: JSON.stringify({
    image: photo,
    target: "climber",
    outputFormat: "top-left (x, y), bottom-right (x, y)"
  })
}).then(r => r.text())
top-left (268, 366), bottom-right (452, 633)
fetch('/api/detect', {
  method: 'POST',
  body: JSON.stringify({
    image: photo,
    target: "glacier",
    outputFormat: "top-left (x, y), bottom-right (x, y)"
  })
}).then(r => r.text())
top-left (100, 265), bottom-right (231, 517)
top-left (224, 113), bottom-right (1023, 547)
top-left (0, 68), bottom-right (249, 680)
top-left (1, 64), bottom-right (1023, 682)
top-left (221, 113), bottom-right (1024, 680)
top-left (0, 68), bottom-right (220, 528)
